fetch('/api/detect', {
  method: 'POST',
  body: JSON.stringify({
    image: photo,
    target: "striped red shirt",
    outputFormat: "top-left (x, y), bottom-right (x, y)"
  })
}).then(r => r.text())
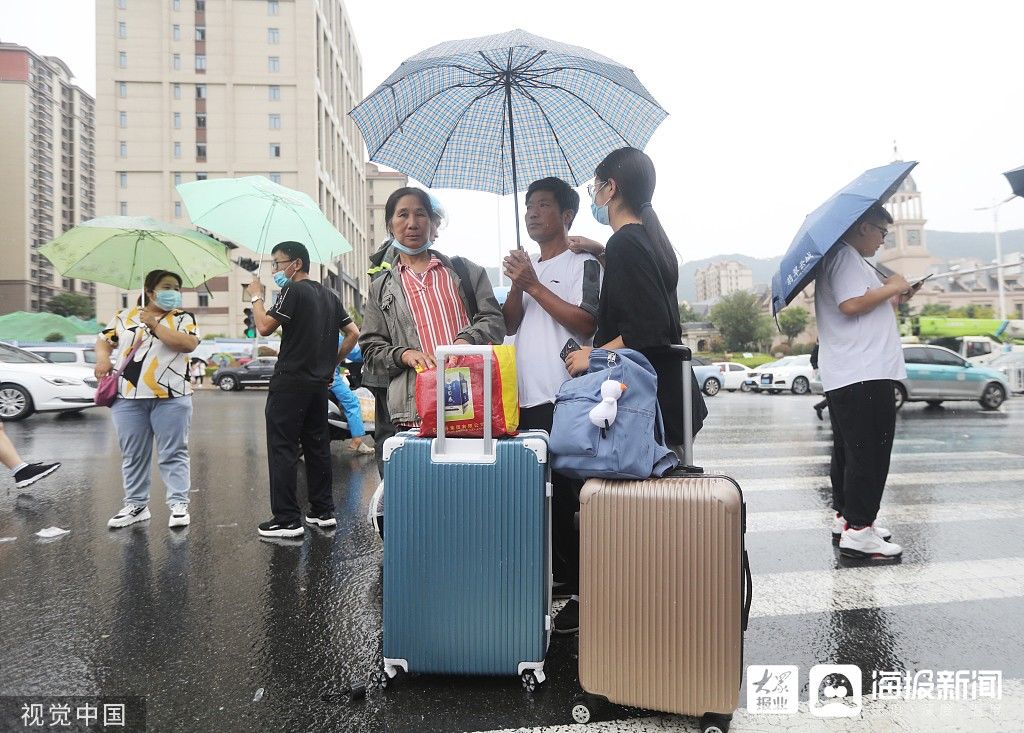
top-left (397, 257), bottom-right (470, 357)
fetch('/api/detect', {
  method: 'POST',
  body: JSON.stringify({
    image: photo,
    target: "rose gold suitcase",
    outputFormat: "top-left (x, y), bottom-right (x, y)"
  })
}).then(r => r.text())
top-left (571, 347), bottom-right (752, 733)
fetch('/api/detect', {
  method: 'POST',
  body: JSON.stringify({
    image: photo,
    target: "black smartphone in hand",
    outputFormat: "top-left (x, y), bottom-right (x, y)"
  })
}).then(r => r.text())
top-left (560, 338), bottom-right (582, 362)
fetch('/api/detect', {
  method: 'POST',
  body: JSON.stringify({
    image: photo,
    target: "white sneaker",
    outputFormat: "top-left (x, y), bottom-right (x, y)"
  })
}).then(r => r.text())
top-left (168, 503), bottom-right (190, 528)
top-left (832, 514), bottom-right (891, 543)
top-left (839, 526), bottom-right (903, 560)
top-left (108, 504), bottom-right (151, 529)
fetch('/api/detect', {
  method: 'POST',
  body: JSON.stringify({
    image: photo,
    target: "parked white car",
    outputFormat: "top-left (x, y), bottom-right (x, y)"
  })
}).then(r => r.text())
top-left (745, 354), bottom-right (815, 395)
top-left (0, 342), bottom-right (97, 420)
top-left (26, 345), bottom-right (96, 367)
top-left (712, 362), bottom-right (752, 392)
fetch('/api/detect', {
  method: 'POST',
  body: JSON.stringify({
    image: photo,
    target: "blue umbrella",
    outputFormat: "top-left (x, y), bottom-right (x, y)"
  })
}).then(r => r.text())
top-left (1003, 164), bottom-right (1024, 198)
top-left (349, 28), bottom-right (667, 248)
top-left (771, 161), bottom-right (918, 315)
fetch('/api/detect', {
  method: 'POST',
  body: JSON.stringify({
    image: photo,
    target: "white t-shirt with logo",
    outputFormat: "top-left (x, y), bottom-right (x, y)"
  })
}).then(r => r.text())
top-left (513, 249), bottom-right (602, 408)
top-left (814, 242), bottom-right (906, 392)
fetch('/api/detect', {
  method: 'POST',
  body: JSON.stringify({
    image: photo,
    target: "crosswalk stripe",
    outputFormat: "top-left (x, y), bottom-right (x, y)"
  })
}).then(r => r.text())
top-left (751, 557), bottom-right (1024, 619)
top-left (718, 450), bottom-right (1023, 468)
top-left (747, 499), bottom-right (1024, 533)
top-left (701, 438), bottom-right (945, 453)
top-left (729, 469), bottom-right (1024, 492)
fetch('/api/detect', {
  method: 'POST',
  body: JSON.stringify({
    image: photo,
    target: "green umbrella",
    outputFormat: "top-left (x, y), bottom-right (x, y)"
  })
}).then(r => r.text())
top-left (176, 176), bottom-right (352, 262)
top-left (38, 216), bottom-right (232, 289)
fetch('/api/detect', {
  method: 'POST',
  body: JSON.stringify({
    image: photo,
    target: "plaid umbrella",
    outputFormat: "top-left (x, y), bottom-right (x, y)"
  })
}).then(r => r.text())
top-left (349, 28), bottom-right (668, 248)
top-left (1003, 165), bottom-right (1024, 198)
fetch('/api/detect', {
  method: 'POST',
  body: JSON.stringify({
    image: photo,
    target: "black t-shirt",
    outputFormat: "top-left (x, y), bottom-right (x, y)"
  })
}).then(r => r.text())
top-left (595, 224), bottom-right (686, 445)
top-left (267, 279), bottom-right (352, 392)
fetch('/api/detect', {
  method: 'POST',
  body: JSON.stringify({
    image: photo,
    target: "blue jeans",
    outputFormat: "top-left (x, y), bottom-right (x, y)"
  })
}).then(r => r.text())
top-left (330, 375), bottom-right (365, 438)
top-left (111, 396), bottom-right (192, 507)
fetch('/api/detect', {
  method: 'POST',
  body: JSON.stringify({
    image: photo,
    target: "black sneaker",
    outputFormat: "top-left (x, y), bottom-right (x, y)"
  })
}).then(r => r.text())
top-left (257, 519), bottom-right (304, 538)
top-left (553, 599), bottom-right (579, 635)
top-left (14, 462), bottom-right (60, 489)
top-left (305, 512), bottom-right (337, 528)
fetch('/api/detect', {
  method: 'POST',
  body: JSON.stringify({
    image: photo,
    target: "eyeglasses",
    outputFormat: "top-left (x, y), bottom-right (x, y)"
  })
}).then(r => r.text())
top-left (868, 223), bottom-right (889, 238)
top-left (270, 258), bottom-right (294, 271)
top-left (587, 181), bottom-right (607, 199)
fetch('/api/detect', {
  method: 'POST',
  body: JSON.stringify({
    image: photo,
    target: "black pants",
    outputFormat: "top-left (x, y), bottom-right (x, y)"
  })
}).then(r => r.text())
top-left (520, 402), bottom-right (580, 591)
top-left (265, 389), bottom-right (334, 523)
top-left (370, 385), bottom-right (397, 479)
top-left (825, 380), bottom-right (897, 527)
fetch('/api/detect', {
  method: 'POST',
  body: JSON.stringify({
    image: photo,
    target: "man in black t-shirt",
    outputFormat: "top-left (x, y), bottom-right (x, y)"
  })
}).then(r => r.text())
top-left (246, 241), bottom-right (358, 538)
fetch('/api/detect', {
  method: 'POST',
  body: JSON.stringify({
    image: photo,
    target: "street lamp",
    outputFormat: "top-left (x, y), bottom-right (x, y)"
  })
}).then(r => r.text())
top-left (974, 200), bottom-right (1010, 320)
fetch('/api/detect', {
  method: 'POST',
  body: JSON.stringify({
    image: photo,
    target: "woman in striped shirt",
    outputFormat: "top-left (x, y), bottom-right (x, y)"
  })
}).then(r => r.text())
top-left (359, 188), bottom-right (505, 428)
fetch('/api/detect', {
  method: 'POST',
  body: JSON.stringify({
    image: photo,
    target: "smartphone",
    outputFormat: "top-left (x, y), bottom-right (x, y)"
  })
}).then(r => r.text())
top-left (912, 273), bottom-right (934, 288)
top-left (560, 338), bottom-right (582, 362)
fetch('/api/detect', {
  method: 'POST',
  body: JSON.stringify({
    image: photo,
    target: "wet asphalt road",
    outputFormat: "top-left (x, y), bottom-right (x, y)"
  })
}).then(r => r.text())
top-left (1, 388), bottom-right (1022, 732)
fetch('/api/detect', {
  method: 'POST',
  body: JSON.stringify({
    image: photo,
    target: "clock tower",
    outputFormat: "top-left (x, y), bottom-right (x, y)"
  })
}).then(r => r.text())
top-left (876, 148), bottom-right (938, 277)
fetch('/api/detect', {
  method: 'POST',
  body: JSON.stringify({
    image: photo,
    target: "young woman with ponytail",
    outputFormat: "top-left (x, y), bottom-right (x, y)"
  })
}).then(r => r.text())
top-left (565, 146), bottom-right (700, 452)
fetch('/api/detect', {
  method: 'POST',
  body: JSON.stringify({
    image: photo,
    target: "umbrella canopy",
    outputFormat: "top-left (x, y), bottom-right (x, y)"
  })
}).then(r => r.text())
top-left (38, 216), bottom-right (232, 290)
top-left (0, 312), bottom-right (97, 343)
top-left (1003, 165), bottom-right (1024, 198)
top-left (176, 176), bottom-right (353, 262)
top-left (771, 161), bottom-right (918, 315)
top-left (349, 28), bottom-right (668, 247)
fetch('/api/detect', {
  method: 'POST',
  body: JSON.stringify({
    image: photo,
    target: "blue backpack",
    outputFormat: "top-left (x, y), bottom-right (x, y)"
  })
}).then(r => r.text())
top-left (550, 349), bottom-right (678, 480)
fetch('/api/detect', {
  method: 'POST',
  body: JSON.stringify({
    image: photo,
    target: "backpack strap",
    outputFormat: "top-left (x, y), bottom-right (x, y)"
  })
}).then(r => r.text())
top-left (450, 256), bottom-right (479, 319)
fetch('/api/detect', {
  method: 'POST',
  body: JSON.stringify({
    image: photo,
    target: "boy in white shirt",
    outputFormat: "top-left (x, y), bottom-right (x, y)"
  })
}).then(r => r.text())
top-left (503, 177), bottom-right (602, 634)
top-left (815, 203), bottom-right (921, 560)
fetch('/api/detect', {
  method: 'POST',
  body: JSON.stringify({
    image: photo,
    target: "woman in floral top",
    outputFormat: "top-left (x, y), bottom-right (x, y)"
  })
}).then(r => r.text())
top-left (95, 269), bottom-right (200, 530)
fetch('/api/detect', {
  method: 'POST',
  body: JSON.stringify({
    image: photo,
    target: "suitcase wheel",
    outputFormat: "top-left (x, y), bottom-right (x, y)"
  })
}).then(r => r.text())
top-left (700, 713), bottom-right (732, 733)
top-left (368, 670), bottom-right (389, 690)
top-left (570, 695), bottom-right (603, 724)
top-left (520, 670), bottom-right (540, 693)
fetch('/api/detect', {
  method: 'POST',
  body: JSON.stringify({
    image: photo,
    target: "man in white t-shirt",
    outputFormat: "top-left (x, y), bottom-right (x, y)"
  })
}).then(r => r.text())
top-left (503, 177), bottom-right (602, 635)
top-left (815, 203), bottom-right (922, 560)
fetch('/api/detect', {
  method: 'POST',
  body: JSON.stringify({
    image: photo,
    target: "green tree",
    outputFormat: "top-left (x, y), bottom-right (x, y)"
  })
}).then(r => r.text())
top-left (918, 303), bottom-right (950, 317)
top-left (44, 331), bottom-right (65, 342)
top-left (949, 304), bottom-right (996, 319)
top-left (46, 292), bottom-right (94, 319)
top-left (709, 291), bottom-right (772, 351)
top-left (678, 302), bottom-right (701, 323)
top-left (777, 306), bottom-right (810, 346)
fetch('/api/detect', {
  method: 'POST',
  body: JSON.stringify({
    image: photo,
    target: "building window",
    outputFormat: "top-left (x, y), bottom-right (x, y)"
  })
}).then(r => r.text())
top-left (268, 56), bottom-right (280, 73)
top-left (174, 201), bottom-right (182, 218)
top-left (174, 172), bottom-right (182, 186)
top-left (269, 113), bottom-right (281, 129)
top-left (119, 111), bottom-right (127, 128)
top-left (172, 0), bottom-right (180, 9)
top-left (119, 141), bottom-right (127, 158)
top-left (268, 85), bottom-right (280, 101)
top-left (268, 0), bottom-right (279, 15)
top-left (173, 112), bottom-right (181, 128)
top-left (118, 21), bottom-right (127, 39)
top-left (269, 143), bottom-right (281, 158)
top-left (120, 202), bottom-right (128, 215)
top-left (121, 294), bottom-right (129, 308)
top-left (198, 293), bottom-right (210, 308)
top-left (173, 83), bottom-right (181, 99)
top-left (118, 81), bottom-right (127, 97)
top-left (174, 142), bottom-right (182, 158)
top-left (196, 143), bottom-right (207, 159)
top-left (196, 26), bottom-right (206, 41)
top-left (119, 172), bottom-right (128, 189)
top-left (269, 172), bottom-right (281, 184)
top-left (119, 51), bottom-right (127, 68)
top-left (173, 24), bottom-right (181, 41)
top-left (118, 0), bottom-right (127, 9)
top-left (196, 0), bottom-right (206, 10)
top-left (172, 53), bottom-right (181, 70)
top-left (196, 84), bottom-right (207, 99)
top-left (268, 28), bottom-right (280, 44)
top-left (196, 172), bottom-right (207, 180)
top-left (195, 55), bottom-right (206, 71)
top-left (196, 113), bottom-right (207, 128)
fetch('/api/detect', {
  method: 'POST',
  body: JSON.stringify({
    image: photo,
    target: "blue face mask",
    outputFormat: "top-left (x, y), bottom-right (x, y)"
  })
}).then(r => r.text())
top-left (390, 238), bottom-right (434, 256)
top-left (273, 271), bottom-right (291, 288)
top-left (154, 289), bottom-right (181, 310)
top-left (590, 201), bottom-right (610, 227)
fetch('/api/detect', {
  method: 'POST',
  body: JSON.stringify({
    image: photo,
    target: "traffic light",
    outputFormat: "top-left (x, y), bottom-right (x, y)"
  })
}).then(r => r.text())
top-left (243, 308), bottom-right (256, 338)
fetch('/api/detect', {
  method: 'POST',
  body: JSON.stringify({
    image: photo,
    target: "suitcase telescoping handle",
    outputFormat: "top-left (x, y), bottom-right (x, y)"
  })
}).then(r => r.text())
top-left (433, 345), bottom-right (493, 456)
top-left (668, 344), bottom-right (696, 469)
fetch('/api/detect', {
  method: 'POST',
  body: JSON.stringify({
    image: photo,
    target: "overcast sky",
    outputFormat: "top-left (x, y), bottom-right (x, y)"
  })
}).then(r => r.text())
top-left (4, 0), bottom-right (1024, 270)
